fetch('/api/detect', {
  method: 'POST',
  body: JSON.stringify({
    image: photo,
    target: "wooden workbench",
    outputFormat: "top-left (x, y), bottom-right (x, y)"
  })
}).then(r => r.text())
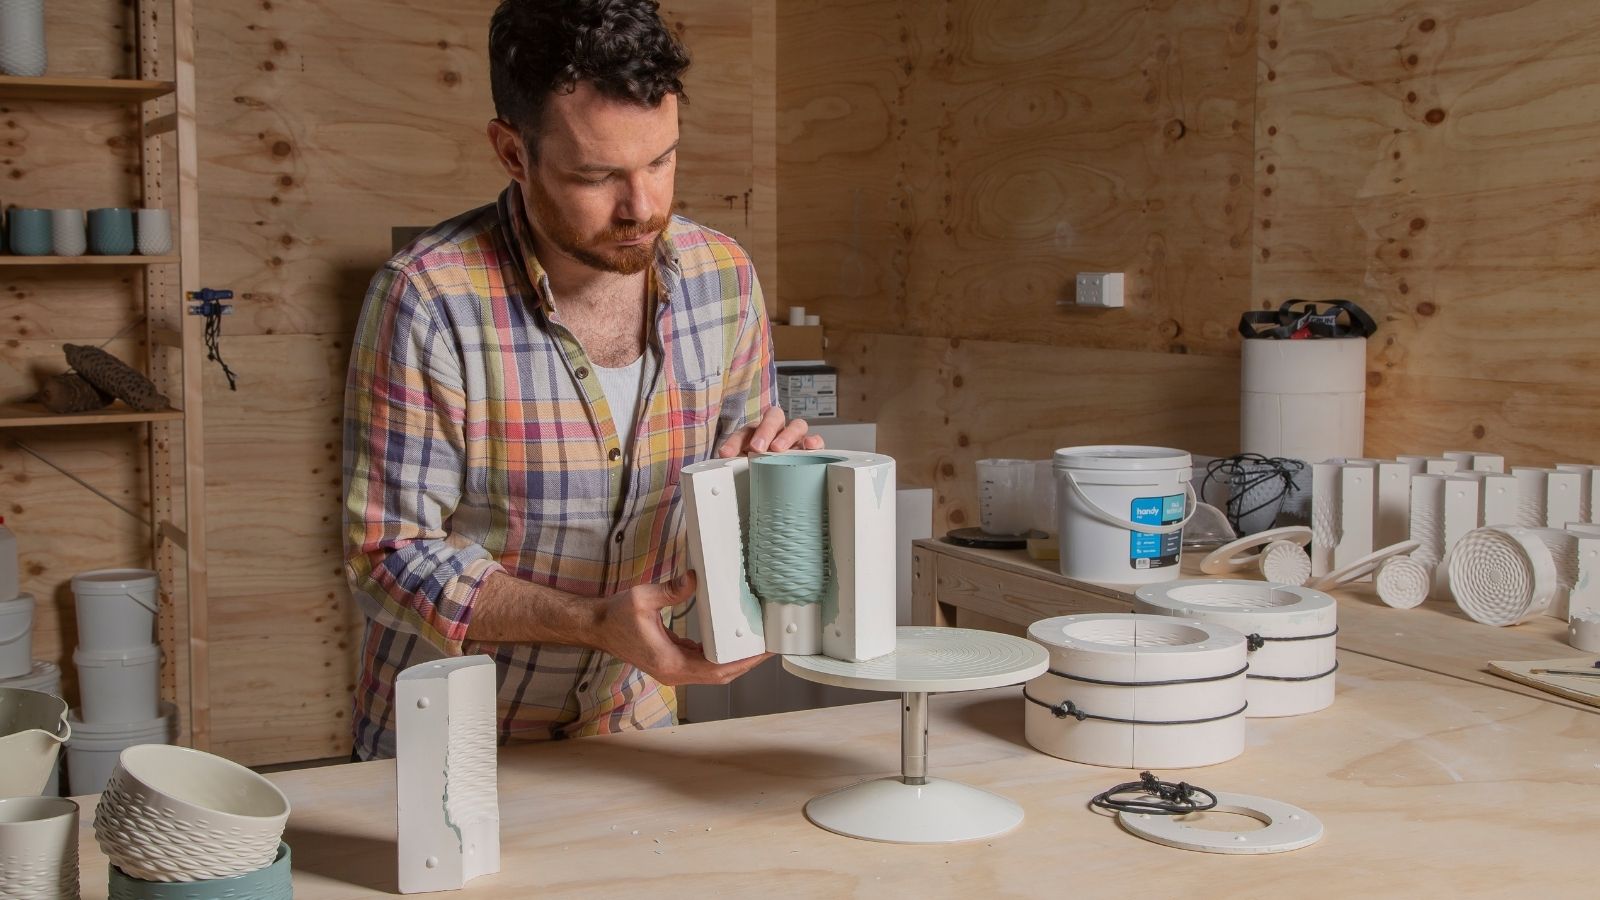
top-left (912, 539), bottom-right (1598, 714)
top-left (62, 538), bottom-right (1599, 897)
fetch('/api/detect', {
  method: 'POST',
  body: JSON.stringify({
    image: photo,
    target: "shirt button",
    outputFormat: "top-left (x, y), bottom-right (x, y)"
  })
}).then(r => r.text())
top-left (578, 681), bottom-right (590, 692)
top-left (575, 366), bottom-right (590, 379)
top-left (608, 447), bottom-right (622, 462)
top-left (615, 532), bottom-right (625, 544)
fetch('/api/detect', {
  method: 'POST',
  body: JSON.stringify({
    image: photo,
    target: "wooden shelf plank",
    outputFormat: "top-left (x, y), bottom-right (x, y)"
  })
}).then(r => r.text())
top-left (0, 75), bottom-right (175, 102)
top-left (0, 402), bottom-right (183, 428)
top-left (0, 255), bottom-right (179, 266)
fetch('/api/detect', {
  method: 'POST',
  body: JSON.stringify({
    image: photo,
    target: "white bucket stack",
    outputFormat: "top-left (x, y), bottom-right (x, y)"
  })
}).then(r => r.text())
top-left (1134, 579), bottom-right (1338, 717)
top-left (1023, 613), bottom-right (1248, 768)
top-left (68, 568), bottom-right (172, 795)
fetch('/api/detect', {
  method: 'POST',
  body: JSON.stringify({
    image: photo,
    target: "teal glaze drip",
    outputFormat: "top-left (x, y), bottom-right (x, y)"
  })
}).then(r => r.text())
top-left (746, 455), bottom-right (841, 606)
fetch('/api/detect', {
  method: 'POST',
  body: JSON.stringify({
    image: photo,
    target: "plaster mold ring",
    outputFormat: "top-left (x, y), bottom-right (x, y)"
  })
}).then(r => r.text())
top-left (1310, 540), bottom-right (1420, 591)
top-left (1133, 580), bottom-right (1336, 718)
top-left (1198, 526), bottom-right (1311, 576)
top-left (1024, 614), bottom-right (1248, 768)
top-left (396, 655), bottom-right (499, 895)
top-left (1374, 556), bottom-right (1431, 609)
top-left (1448, 527), bottom-right (1557, 626)
top-left (1117, 792), bottom-right (1324, 855)
top-left (1258, 540), bottom-right (1312, 586)
top-left (1569, 612), bottom-right (1600, 653)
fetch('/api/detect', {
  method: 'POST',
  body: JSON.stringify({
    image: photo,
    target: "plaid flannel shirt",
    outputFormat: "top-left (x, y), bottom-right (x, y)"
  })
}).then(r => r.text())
top-left (343, 185), bottom-right (776, 759)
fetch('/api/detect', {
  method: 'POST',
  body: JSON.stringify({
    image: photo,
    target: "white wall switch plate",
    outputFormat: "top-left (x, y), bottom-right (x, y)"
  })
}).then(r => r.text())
top-left (1075, 272), bottom-right (1125, 308)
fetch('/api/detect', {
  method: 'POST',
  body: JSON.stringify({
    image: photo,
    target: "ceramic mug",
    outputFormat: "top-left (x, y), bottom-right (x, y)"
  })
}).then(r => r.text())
top-left (135, 208), bottom-right (171, 256)
top-left (7, 208), bottom-right (51, 256)
top-left (0, 0), bottom-right (48, 78)
top-left (50, 209), bottom-right (86, 257)
top-left (0, 797), bottom-right (79, 900)
top-left (88, 208), bottom-right (135, 256)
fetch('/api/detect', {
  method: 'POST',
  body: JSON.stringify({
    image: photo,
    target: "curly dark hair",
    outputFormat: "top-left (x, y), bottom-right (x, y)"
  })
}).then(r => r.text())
top-left (489, 0), bottom-right (690, 157)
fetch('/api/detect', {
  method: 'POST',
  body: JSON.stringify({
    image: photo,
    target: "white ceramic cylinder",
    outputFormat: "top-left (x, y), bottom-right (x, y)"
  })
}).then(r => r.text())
top-left (788, 306), bottom-right (806, 326)
top-left (803, 314), bottom-right (820, 326)
top-left (73, 644), bottom-right (160, 724)
top-left (0, 0), bottom-right (47, 78)
top-left (1570, 612), bottom-right (1600, 653)
top-left (1134, 580), bottom-right (1337, 717)
top-left (134, 208), bottom-right (171, 256)
top-left (1240, 338), bottom-right (1366, 463)
top-left (0, 593), bottom-right (33, 679)
top-left (1054, 446), bottom-right (1193, 583)
top-left (65, 703), bottom-right (174, 797)
top-left (1024, 613), bottom-right (1248, 768)
top-left (71, 568), bottom-right (158, 652)
top-left (49, 209), bottom-right (85, 257)
top-left (0, 797), bottom-right (79, 900)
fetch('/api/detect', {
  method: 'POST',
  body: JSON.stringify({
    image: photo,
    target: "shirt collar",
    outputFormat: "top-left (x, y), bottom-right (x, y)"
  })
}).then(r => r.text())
top-left (498, 183), bottom-right (682, 315)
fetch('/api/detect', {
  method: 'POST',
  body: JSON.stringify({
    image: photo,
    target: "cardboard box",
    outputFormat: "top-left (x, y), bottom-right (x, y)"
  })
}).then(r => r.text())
top-left (772, 325), bottom-right (824, 362)
top-left (777, 364), bottom-right (837, 420)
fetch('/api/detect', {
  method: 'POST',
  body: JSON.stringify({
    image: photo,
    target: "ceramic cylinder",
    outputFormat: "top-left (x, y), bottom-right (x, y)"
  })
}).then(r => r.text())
top-left (747, 454), bottom-right (834, 654)
top-left (0, 0), bottom-right (47, 78)
top-left (134, 208), bottom-right (171, 256)
top-left (50, 209), bottom-right (85, 257)
top-left (7, 208), bottom-right (51, 256)
top-left (87, 208), bottom-right (135, 256)
top-left (0, 797), bottom-right (78, 900)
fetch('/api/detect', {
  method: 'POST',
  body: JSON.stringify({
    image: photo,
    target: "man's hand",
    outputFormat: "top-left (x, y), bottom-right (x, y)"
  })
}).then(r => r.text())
top-left (595, 571), bottom-right (770, 685)
top-left (717, 406), bottom-right (825, 458)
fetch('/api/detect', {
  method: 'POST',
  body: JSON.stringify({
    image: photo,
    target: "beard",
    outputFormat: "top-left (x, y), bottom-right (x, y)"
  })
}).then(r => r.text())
top-left (525, 175), bottom-right (669, 276)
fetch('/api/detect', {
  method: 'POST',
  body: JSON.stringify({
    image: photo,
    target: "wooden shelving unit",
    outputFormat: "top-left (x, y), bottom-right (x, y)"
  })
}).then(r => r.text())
top-left (0, 0), bottom-right (209, 750)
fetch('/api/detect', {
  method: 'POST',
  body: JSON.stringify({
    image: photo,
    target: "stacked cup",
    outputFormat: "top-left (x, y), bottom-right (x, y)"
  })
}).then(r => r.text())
top-left (66, 569), bottom-right (173, 796)
top-left (95, 745), bottom-right (291, 895)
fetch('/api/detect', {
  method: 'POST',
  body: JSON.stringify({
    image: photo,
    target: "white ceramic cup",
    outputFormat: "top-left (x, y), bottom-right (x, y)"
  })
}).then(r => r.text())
top-left (0, 797), bottom-right (80, 900)
top-left (0, 0), bottom-right (47, 78)
top-left (788, 305), bottom-right (806, 326)
top-left (135, 208), bottom-right (172, 256)
top-left (49, 209), bottom-right (86, 257)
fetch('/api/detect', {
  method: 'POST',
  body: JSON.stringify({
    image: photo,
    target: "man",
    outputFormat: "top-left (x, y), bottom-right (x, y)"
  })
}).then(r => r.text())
top-left (342, 0), bottom-right (819, 760)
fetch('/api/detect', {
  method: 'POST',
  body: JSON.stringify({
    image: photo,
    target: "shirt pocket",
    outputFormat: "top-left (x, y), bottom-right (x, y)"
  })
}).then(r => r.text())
top-left (667, 375), bottom-right (723, 477)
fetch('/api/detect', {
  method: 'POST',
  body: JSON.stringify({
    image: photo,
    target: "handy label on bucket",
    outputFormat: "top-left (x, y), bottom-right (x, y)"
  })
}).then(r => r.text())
top-left (1129, 494), bottom-right (1185, 569)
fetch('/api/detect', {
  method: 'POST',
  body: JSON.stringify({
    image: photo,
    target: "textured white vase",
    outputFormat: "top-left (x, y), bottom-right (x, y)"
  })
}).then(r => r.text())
top-left (50, 209), bottom-right (84, 257)
top-left (0, 0), bottom-right (47, 78)
top-left (135, 208), bottom-right (171, 256)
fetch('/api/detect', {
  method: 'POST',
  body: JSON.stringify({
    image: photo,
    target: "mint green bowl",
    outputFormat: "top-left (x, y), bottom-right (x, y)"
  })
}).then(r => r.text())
top-left (108, 842), bottom-right (291, 899)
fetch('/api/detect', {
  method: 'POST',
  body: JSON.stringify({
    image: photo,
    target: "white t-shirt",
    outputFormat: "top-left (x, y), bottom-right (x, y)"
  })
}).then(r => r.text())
top-left (595, 349), bottom-right (653, 457)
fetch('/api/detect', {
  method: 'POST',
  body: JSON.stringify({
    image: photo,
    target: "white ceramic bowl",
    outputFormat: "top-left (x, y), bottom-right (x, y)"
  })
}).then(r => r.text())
top-left (93, 744), bottom-right (290, 882)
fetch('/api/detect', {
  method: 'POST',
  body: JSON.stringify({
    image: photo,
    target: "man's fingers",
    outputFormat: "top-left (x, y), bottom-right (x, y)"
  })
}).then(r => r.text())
top-left (768, 417), bottom-right (809, 452)
top-left (717, 426), bottom-right (751, 459)
top-left (801, 434), bottom-right (825, 450)
top-left (641, 571), bottom-right (698, 611)
top-left (747, 406), bottom-right (785, 453)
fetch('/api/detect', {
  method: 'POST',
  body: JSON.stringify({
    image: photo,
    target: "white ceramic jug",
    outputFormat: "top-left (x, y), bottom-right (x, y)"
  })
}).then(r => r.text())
top-left (0, 688), bottom-right (70, 797)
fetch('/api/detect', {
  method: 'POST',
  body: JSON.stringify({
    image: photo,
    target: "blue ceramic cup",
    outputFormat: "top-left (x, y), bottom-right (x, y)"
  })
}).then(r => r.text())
top-left (7, 207), bottom-right (51, 255)
top-left (88, 207), bottom-right (136, 255)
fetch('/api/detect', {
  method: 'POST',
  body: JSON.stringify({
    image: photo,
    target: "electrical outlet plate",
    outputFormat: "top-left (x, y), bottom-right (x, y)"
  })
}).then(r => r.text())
top-left (1073, 272), bottom-right (1124, 308)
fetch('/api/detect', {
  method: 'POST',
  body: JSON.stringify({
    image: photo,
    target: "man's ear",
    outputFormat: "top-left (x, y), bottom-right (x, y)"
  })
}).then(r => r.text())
top-left (487, 118), bottom-right (532, 182)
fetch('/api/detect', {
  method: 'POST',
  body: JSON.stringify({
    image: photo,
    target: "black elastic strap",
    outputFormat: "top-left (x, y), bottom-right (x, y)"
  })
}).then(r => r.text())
top-left (1248, 661), bottom-right (1339, 683)
top-left (1239, 298), bottom-right (1377, 340)
top-left (1042, 664), bottom-right (1249, 689)
top-left (1023, 689), bottom-right (1248, 726)
top-left (1246, 627), bottom-right (1340, 652)
top-left (1090, 771), bottom-right (1219, 816)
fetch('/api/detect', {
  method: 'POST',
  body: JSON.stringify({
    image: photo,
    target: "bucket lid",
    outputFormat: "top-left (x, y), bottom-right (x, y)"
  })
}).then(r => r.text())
top-left (73, 644), bottom-right (160, 666)
top-left (0, 592), bottom-right (33, 613)
top-left (1054, 445), bottom-right (1192, 472)
top-left (0, 661), bottom-right (61, 694)
top-left (67, 701), bottom-right (175, 739)
top-left (71, 568), bottom-right (158, 595)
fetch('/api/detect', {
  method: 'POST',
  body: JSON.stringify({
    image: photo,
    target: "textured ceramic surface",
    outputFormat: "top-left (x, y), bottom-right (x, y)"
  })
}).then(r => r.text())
top-left (109, 843), bottom-right (291, 900)
top-left (94, 745), bottom-right (289, 882)
top-left (134, 209), bottom-right (171, 256)
top-left (0, 797), bottom-right (79, 900)
top-left (87, 208), bottom-right (135, 255)
top-left (50, 209), bottom-right (85, 257)
top-left (747, 454), bottom-right (836, 605)
top-left (7, 208), bottom-right (51, 256)
top-left (0, 687), bottom-right (70, 797)
top-left (0, 0), bottom-right (46, 77)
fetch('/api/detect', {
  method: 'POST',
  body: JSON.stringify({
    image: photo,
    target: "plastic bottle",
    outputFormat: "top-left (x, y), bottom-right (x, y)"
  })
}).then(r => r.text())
top-left (0, 516), bottom-right (17, 600)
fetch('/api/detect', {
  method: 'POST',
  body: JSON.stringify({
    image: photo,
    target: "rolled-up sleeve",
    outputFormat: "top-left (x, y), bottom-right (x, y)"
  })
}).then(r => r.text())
top-left (716, 267), bottom-right (778, 443)
top-left (342, 265), bottom-right (503, 656)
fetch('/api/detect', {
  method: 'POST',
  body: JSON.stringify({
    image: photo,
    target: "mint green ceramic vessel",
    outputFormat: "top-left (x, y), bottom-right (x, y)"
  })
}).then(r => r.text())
top-left (108, 842), bottom-right (291, 900)
top-left (746, 454), bottom-right (838, 605)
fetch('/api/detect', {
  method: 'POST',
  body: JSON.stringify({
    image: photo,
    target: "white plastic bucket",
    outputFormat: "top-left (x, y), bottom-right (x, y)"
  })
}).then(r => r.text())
top-left (0, 593), bottom-right (34, 679)
top-left (73, 644), bottom-right (160, 724)
top-left (65, 703), bottom-right (175, 796)
top-left (71, 568), bottom-right (159, 652)
top-left (1054, 446), bottom-right (1195, 584)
